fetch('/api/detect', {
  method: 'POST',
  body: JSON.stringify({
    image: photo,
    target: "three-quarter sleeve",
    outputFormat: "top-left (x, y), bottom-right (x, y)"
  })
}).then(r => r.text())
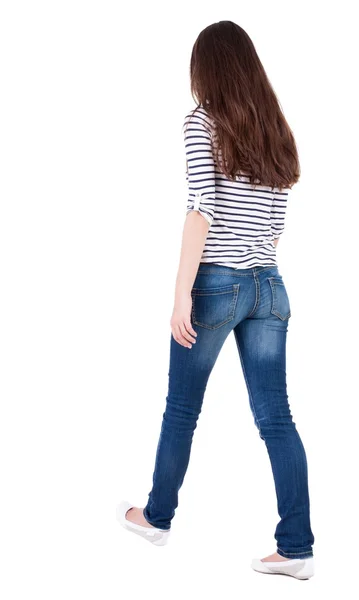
top-left (271, 188), bottom-right (289, 239)
top-left (182, 110), bottom-right (216, 226)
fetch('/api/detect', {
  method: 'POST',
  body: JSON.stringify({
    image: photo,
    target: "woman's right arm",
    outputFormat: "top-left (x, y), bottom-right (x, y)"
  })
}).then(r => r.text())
top-left (170, 211), bottom-right (209, 348)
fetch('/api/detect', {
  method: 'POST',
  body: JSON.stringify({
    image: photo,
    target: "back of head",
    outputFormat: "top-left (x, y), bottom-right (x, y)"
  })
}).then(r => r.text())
top-left (189, 21), bottom-right (300, 190)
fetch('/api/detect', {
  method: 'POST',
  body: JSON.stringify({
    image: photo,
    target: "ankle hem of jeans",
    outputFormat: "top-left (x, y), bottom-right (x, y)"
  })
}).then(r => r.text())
top-left (277, 547), bottom-right (313, 559)
top-left (143, 507), bottom-right (171, 531)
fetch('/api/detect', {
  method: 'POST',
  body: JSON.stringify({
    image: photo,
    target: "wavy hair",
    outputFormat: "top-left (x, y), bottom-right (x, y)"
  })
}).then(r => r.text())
top-left (189, 21), bottom-right (300, 190)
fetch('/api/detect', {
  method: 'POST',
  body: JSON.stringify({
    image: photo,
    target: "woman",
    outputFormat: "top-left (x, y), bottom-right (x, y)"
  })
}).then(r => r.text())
top-left (117, 21), bottom-right (315, 580)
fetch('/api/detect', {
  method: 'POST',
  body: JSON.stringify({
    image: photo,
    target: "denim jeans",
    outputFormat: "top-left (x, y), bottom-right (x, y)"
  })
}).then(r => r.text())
top-left (143, 263), bottom-right (315, 559)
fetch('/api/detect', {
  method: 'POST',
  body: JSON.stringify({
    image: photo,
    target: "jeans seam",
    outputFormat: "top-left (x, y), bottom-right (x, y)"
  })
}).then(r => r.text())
top-left (247, 271), bottom-right (259, 318)
top-left (236, 336), bottom-right (261, 430)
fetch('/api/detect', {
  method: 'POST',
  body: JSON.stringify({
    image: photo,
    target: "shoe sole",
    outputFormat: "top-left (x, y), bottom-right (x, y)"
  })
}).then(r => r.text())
top-left (251, 557), bottom-right (314, 580)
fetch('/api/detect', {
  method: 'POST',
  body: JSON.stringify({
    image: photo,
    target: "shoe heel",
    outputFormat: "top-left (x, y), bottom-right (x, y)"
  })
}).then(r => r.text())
top-left (152, 532), bottom-right (170, 546)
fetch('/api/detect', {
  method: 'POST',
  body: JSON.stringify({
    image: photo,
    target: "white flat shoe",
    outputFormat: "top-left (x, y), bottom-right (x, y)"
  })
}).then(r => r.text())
top-left (116, 500), bottom-right (171, 546)
top-left (251, 556), bottom-right (314, 580)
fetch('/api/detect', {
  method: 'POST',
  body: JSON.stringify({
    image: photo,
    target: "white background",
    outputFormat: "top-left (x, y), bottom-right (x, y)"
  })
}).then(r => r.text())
top-left (1, 1), bottom-right (358, 598)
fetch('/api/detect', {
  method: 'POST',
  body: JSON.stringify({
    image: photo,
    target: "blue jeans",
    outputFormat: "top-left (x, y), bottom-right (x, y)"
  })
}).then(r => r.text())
top-left (143, 263), bottom-right (315, 559)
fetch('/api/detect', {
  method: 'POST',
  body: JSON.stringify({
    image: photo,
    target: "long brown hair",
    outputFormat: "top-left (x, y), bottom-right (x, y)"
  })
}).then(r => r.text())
top-left (189, 21), bottom-right (300, 190)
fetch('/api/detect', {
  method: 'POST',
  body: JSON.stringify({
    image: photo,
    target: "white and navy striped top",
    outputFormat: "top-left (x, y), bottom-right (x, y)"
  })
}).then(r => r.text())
top-left (182, 105), bottom-right (290, 269)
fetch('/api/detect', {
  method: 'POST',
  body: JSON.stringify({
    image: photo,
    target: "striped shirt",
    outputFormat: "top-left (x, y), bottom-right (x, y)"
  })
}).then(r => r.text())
top-left (182, 105), bottom-right (290, 269)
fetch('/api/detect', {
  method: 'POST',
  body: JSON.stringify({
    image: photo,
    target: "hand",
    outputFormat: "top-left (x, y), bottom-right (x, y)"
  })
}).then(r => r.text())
top-left (170, 293), bottom-right (198, 348)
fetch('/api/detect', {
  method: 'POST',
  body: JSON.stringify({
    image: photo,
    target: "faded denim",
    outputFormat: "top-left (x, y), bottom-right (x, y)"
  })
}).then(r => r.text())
top-left (143, 263), bottom-right (315, 559)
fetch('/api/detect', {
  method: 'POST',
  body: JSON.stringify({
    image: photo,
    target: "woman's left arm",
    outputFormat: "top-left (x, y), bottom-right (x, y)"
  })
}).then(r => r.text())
top-left (170, 109), bottom-right (216, 348)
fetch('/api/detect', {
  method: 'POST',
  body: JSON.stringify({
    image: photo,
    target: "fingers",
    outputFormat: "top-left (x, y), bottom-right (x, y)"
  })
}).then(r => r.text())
top-left (171, 322), bottom-right (197, 349)
top-left (173, 325), bottom-right (192, 348)
top-left (179, 322), bottom-right (197, 345)
top-left (184, 319), bottom-right (197, 340)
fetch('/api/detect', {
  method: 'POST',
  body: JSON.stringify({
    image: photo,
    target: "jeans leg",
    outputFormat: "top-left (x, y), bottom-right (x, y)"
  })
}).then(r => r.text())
top-left (233, 316), bottom-right (315, 558)
top-left (143, 324), bottom-right (231, 530)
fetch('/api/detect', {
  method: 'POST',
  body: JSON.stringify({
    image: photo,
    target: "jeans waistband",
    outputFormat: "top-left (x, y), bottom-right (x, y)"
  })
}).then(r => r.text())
top-left (197, 263), bottom-right (278, 276)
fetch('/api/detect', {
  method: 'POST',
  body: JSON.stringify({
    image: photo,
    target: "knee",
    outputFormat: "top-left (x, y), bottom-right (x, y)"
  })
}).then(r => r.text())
top-left (256, 414), bottom-right (297, 440)
top-left (163, 393), bottom-right (203, 433)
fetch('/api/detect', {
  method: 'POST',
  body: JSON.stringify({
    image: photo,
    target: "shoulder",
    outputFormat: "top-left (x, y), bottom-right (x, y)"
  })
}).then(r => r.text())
top-left (273, 186), bottom-right (291, 196)
top-left (182, 104), bottom-right (214, 137)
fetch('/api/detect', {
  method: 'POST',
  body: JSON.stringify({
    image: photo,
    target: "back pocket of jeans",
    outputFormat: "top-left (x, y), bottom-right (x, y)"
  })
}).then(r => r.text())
top-left (191, 283), bottom-right (240, 330)
top-left (268, 277), bottom-right (291, 320)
